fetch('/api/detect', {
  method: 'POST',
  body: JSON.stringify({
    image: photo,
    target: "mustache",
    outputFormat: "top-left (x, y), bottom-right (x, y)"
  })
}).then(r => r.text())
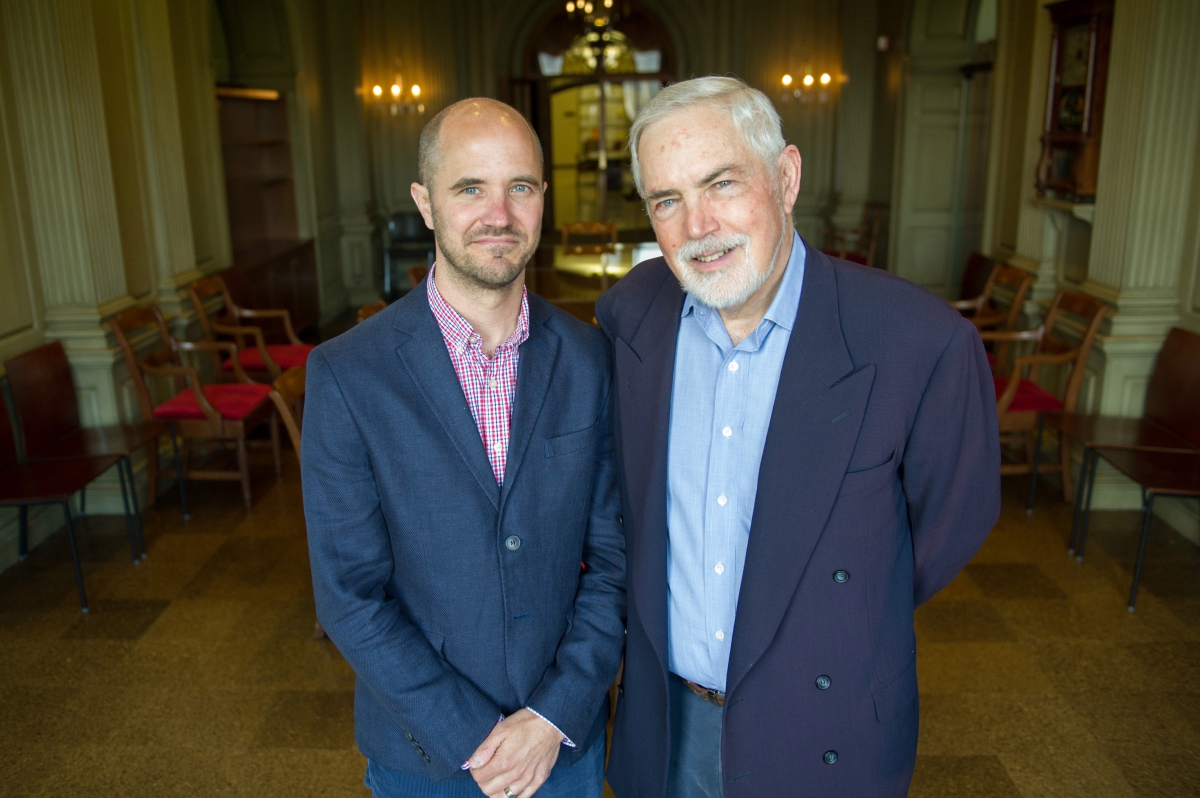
top-left (676, 233), bottom-right (750, 264)
top-left (467, 225), bottom-right (526, 244)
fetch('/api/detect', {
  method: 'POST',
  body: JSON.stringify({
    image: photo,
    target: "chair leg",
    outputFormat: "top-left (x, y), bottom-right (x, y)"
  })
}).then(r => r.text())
top-left (168, 424), bottom-right (189, 521)
top-left (79, 485), bottom-right (86, 515)
top-left (1076, 451), bottom-right (1100, 561)
top-left (1059, 431), bottom-right (1074, 501)
top-left (270, 411), bottom-right (281, 478)
top-left (1027, 416), bottom-right (1045, 515)
top-left (61, 501), bottom-right (88, 613)
top-left (123, 456), bottom-right (147, 559)
top-left (146, 437), bottom-right (159, 508)
top-left (18, 505), bottom-right (28, 561)
top-left (1128, 493), bottom-right (1156, 611)
top-left (236, 436), bottom-right (252, 510)
top-left (115, 458), bottom-right (140, 564)
top-left (1069, 447), bottom-right (1092, 554)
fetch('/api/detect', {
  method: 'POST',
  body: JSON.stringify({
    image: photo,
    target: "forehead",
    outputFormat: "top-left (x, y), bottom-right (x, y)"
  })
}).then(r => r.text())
top-left (638, 105), bottom-right (756, 189)
top-left (435, 113), bottom-right (540, 183)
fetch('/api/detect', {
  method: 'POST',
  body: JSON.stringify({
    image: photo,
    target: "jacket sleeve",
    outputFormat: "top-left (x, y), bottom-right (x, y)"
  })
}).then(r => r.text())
top-left (902, 315), bottom-right (1001, 606)
top-left (525, 367), bottom-right (627, 746)
top-left (301, 348), bottom-right (502, 777)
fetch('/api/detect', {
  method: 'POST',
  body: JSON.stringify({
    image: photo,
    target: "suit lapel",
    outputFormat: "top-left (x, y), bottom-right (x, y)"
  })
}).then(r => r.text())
top-left (500, 296), bottom-right (560, 506)
top-left (393, 284), bottom-right (500, 510)
top-left (617, 264), bottom-right (684, 681)
top-left (725, 246), bottom-right (876, 697)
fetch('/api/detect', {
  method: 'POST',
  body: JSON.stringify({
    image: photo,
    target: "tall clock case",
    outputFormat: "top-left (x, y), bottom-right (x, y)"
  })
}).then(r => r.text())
top-left (1036, 0), bottom-right (1113, 202)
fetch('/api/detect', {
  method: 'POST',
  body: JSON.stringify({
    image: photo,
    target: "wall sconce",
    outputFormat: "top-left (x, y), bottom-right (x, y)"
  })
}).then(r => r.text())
top-left (780, 70), bottom-right (843, 105)
top-left (368, 74), bottom-right (425, 116)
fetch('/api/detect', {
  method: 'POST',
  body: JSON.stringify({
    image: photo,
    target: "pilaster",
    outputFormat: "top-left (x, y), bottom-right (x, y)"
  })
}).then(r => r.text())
top-left (831, 0), bottom-right (877, 230)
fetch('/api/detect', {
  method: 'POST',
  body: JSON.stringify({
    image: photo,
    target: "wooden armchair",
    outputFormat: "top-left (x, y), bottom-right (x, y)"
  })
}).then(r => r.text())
top-left (407, 266), bottom-right (429, 287)
top-left (950, 262), bottom-right (1035, 372)
top-left (356, 299), bottom-right (388, 324)
top-left (187, 275), bottom-right (314, 380)
top-left (823, 205), bottom-right (884, 267)
top-left (562, 221), bottom-right (618, 256)
top-left (110, 304), bottom-right (281, 511)
top-left (980, 290), bottom-right (1106, 512)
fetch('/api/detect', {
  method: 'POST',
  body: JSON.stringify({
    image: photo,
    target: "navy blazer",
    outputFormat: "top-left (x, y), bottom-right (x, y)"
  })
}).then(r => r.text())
top-left (302, 282), bottom-right (626, 782)
top-left (595, 242), bottom-right (1000, 797)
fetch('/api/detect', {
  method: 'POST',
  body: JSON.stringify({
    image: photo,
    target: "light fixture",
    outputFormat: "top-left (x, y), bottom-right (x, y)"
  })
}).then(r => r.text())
top-left (566, 1), bottom-right (574, 10)
top-left (391, 83), bottom-right (401, 97)
top-left (372, 84), bottom-right (383, 97)
top-left (411, 84), bottom-right (421, 97)
top-left (604, 0), bottom-right (612, 6)
top-left (781, 74), bottom-right (793, 86)
top-left (584, 1), bottom-right (593, 12)
top-left (820, 73), bottom-right (831, 85)
top-left (369, 74), bottom-right (425, 115)
top-left (803, 74), bottom-right (814, 87)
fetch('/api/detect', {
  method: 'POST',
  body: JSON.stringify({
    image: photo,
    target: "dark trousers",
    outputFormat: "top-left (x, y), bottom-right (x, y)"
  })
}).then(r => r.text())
top-left (666, 674), bottom-right (724, 798)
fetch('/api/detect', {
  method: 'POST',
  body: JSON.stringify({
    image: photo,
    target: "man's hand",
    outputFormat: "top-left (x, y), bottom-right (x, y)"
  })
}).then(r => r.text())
top-left (468, 708), bottom-right (563, 798)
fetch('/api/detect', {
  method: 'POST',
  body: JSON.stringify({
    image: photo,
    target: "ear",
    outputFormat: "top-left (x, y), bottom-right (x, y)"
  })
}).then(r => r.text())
top-left (411, 182), bottom-right (434, 229)
top-left (776, 145), bottom-right (802, 216)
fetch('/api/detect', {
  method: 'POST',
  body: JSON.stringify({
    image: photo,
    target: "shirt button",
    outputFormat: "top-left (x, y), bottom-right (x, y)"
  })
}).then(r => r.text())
top-left (455, 343), bottom-right (464, 354)
top-left (505, 535), bottom-right (521, 551)
top-left (728, 360), bottom-right (739, 373)
top-left (714, 630), bottom-right (725, 641)
top-left (717, 494), bottom-right (727, 506)
top-left (488, 379), bottom-right (497, 389)
top-left (492, 442), bottom-right (504, 453)
top-left (722, 426), bottom-right (732, 438)
top-left (714, 562), bottom-right (724, 575)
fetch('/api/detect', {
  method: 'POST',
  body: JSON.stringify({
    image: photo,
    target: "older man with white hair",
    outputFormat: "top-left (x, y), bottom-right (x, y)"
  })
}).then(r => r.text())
top-left (595, 76), bottom-right (1000, 797)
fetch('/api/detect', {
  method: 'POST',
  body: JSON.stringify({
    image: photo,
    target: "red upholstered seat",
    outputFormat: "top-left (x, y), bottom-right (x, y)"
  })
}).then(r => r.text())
top-left (222, 344), bottom-right (315, 372)
top-left (986, 351), bottom-right (996, 367)
top-left (153, 383), bottom-right (273, 421)
top-left (994, 376), bottom-right (1064, 414)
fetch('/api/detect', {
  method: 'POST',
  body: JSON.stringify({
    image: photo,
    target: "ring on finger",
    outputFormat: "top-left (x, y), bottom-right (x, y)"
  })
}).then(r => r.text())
top-left (503, 789), bottom-right (517, 798)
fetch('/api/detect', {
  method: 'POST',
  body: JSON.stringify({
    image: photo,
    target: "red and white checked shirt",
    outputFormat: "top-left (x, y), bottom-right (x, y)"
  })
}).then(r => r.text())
top-left (426, 264), bottom-right (530, 486)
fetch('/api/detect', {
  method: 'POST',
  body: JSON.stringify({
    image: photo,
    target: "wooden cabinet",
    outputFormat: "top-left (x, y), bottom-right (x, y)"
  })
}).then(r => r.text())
top-left (1036, 0), bottom-right (1113, 202)
top-left (216, 87), bottom-right (318, 336)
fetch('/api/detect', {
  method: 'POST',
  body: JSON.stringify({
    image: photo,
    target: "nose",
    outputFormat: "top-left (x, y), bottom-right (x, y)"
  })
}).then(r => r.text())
top-left (480, 193), bottom-right (515, 229)
top-left (685, 195), bottom-right (719, 241)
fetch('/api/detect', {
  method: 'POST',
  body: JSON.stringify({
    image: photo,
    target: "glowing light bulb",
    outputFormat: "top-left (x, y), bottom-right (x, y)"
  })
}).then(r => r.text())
top-left (781, 74), bottom-right (793, 86)
top-left (411, 84), bottom-right (421, 97)
top-left (803, 74), bottom-right (814, 87)
top-left (391, 84), bottom-right (400, 97)
top-left (372, 85), bottom-right (383, 97)
top-left (584, 1), bottom-right (593, 12)
top-left (820, 72), bottom-right (831, 85)
top-left (604, 0), bottom-right (612, 6)
top-left (566, 1), bottom-right (574, 10)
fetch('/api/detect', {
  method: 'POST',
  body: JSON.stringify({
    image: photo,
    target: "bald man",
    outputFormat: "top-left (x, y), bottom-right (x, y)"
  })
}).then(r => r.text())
top-left (303, 98), bottom-right (625, 798)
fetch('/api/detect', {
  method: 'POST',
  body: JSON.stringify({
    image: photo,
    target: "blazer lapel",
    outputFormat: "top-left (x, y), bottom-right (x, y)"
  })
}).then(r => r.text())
top-left (393, 284), bottom-right (500, 510)
top-left (616, 264), bottom-right (685, 681)
top-left (726, 246), bottom-right (876, 697)
top-left (500, 296), bottom-right (560, 505)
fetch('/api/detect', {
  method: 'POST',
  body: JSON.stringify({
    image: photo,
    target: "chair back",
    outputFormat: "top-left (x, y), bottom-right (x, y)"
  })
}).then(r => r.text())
top-left (987, 265), bottom-right (1035, 327)
top-left (186, 276), bottom-right (237, 342)
top-left (1037, 291), bottom-right (1107, 412)
top-left (0, 388), bottom-right (19, 470)
top-left (3, 341), bottom-right (81, 456)
top-left (357, 299), bottom-right (388, 324)
top-left (562, 222), bottom-right (617, 255)
top-left (960, 252), bottom-right (996, 300)
top-left (268, 366), bottom-right (305, 460)
top-left (1144, 327), bottom-right (1200, 448)
top-left (110, 304), bottom-right (179, 421)
top-left (407, 266), bottom-right (429, 287)
top-left (388, 212), bottom-right (434, 244)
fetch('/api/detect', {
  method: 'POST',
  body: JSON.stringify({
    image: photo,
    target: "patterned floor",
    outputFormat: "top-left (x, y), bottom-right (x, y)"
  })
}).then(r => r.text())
top-left (0, 453), bottom-right (1197, 797)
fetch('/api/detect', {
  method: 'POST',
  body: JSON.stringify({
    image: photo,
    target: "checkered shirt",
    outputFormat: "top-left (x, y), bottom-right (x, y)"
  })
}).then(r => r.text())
top-left (426, 264), bottom-right (530, 486)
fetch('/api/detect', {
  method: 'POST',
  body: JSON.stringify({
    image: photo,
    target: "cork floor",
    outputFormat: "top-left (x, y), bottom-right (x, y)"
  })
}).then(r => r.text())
top-left (0, 455), bottom-right (1197, 797)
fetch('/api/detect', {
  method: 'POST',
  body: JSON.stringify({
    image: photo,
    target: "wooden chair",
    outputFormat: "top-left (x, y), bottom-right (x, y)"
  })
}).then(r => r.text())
top-left (0, 389), bottom-right (124, 611)
top-left (110, 304), bottom-right (281, 512)
top-left (406, 266), bottom-right (429, 287)
top-left (950, 262), bottom-right (1036, 372)
top-left (4, 341), bottom-right (168, 558)
top-left (265, 366), bottom-right (326, 639)
top-left (1049, 327), bottom-right (1200, 561)
top-left (357, 300), bottom-right (388, 323)
top-left (980, 290), bottom-right (1107, 512)
top-left (958, 251), bottom-right (996, 304)
top-left (187, 275), bottom-right (314, 380)
top-left (823, 205), bottom-right (884, 267)
top-left (562, 221), bottom-right (618, 256)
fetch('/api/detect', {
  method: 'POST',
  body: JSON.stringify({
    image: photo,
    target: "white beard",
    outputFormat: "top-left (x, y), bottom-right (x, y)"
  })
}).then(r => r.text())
top-left (675, 231), bottom-right (779, 310)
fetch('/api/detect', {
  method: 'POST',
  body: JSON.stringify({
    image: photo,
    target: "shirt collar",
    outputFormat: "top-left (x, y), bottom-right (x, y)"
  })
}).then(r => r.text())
top-left (680, 229), bottom-right (806, 333)
top-left (426, 263), bottom-right (530, 352)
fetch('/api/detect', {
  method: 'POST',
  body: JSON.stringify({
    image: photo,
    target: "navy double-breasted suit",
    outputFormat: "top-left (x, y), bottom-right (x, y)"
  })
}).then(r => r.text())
top-left (595, 242), bottom-right (1000, 797)
top-left (302, 283), bottom-right (625, 784)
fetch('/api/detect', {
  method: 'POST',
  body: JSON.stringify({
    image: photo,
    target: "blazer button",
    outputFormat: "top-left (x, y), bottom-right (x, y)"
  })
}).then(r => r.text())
top-left (824, 750), bottom-right (838, 765)
top-left (833, 570), bottom-right (850, 583)
top-left (505, 535), bottom-right (522, 551)
top-left (816, 675), bottom-right (831, 690)
top-left (618, 514), bottom-right (624, 526)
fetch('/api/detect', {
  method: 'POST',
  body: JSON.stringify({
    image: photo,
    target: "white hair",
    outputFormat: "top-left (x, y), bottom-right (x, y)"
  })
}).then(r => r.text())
top-left (628, 76), bottom-right (787, 196)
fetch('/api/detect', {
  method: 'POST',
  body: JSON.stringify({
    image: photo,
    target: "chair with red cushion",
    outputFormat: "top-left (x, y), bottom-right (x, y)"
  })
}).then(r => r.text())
top-left (980, 290), bottom-right (1107, 512)
top-left (950, 261), bottom-right (1035, 374)
top-left (187, 275), bottom-right (314, 381)
top-left (110, 304), bottom-right (281, 511)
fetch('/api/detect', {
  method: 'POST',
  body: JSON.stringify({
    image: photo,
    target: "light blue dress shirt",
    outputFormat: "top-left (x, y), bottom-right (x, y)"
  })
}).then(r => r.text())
top-left (666, 230), bottom-right (805, 692)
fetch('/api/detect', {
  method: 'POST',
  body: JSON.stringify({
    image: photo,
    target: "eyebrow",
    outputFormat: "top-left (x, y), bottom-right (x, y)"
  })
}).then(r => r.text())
top-left (447, 175), bottom-right (541, 192)
top-left (643, 163), bottom-right (741, 203)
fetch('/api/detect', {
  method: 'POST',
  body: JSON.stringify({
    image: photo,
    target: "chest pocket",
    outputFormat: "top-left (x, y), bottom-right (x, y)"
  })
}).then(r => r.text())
top-left (545, 422), bottom-right (598, 458)
top-left (837, 450), bottom-right (896, 497)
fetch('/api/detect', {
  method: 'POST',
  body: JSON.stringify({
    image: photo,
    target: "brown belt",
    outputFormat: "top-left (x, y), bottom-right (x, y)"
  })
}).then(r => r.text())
top-left (676, 674), bottom-right (725, 707)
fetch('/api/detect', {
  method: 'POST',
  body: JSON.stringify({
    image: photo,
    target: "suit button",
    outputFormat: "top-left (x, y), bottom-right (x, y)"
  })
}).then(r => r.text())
top-left (618, 514), bottom-right (624, 526)
top-left (505, 535), bottom-right (521, 551)
top-left (816, 675), bottom-right (831, 690)
top-left (824, 750), bottom-right (838, 765)
top-left (833, 570), bottom-right (850, 583)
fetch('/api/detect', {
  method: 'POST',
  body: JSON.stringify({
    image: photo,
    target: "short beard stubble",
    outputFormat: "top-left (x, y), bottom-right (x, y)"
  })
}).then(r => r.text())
top-left (431, 202), bottom-right (536, 293)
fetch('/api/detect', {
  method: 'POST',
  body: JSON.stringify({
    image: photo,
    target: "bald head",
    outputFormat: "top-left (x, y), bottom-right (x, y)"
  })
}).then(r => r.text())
top-left (417, 98), bottom-right (543, 188)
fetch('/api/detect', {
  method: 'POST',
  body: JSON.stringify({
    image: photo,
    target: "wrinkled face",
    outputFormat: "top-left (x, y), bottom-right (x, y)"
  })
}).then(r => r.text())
top-left (422, 111), bottom-right (544, 291)
top-left (638, 105), bottom-right (793, 309)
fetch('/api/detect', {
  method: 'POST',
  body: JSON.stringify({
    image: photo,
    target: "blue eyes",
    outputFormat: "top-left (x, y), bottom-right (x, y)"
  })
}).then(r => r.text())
top-left (461, 185), bottom-right (533, 195)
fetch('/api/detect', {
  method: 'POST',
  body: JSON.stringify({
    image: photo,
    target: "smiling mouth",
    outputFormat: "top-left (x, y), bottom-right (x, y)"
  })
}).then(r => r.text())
top-left (693, 246), bottom-right (736, 264)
